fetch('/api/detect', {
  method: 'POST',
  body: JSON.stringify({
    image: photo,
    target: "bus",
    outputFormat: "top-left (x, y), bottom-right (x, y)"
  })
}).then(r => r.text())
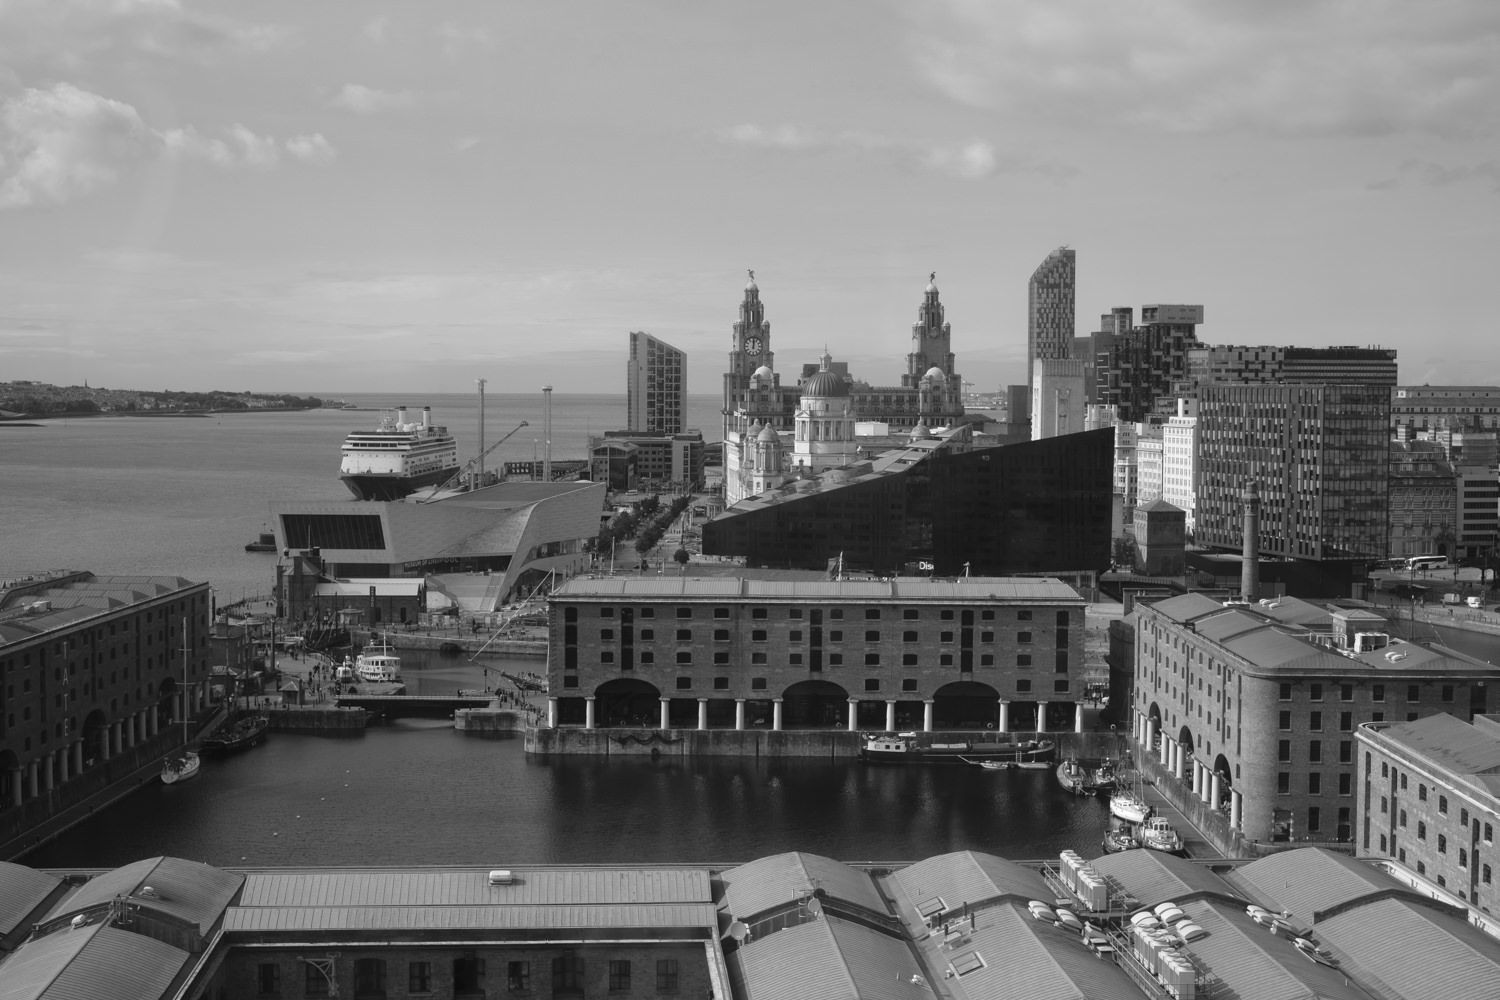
top-left (1405, 555), bottom-right (1448, 572)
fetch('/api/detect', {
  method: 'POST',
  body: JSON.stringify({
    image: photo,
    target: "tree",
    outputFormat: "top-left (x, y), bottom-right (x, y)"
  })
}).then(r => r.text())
top-left (673, 547), bottom-right (690, 571)
top-left (1111, 536), bottom-right (1136, 571)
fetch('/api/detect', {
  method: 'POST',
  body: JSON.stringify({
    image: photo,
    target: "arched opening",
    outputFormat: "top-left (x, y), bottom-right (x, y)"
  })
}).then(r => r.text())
top-left (1178, 725), bottom-right (1196, 775)
top-left (932, 681), bottom-right (1001, 730)
top-left (80, 709), bottom-right (109, 771)
top-left (1213, 752), bottom-right (1234, 816)
top-left (782, 680), bottom-right (850, 729)
top-left (1147, 702), bottom-right (1162, 751)
top-left (0, 749), bottom-right (18, 807)
top-left (595, 678), bottom-right (662, 728)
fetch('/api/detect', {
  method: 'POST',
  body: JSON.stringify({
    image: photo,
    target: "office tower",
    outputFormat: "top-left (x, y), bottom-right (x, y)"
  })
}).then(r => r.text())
top-left (1392, 385), bottom-right (1500, 434)
top-left (1095, 304), bottom-right (1204, 422)
top-left (1030, 359), bottom-right (1086, 441)
top-left (1185, 344), bottom-right (1398, 391)
top-left (1196, 382), bottom-right (1390, 590)
top-left (1027, 246), bottom-right (1075, 389)
top-left (626, 331), bottom-right (686, 434)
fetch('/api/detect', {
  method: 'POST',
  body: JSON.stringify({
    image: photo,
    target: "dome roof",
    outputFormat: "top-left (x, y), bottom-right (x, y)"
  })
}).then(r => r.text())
top-left (802, 370), bottom-right (849, 398)
top-left (757, 425), bottom-right (778, 443)
top-left (924, 366), bottom-right (946, 381)
top-left (752, 365), bottom-right (774, 380)
top-left (926, 280), bottom-right (937, 294)
top-left (910, 422), bottom-right (933, 441)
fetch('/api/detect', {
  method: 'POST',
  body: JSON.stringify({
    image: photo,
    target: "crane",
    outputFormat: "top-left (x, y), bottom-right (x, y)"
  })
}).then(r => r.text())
top-left (418, 419), bottom-right (529, 501)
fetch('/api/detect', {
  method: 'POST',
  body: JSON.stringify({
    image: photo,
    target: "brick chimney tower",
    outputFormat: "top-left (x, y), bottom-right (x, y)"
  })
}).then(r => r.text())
top-left (1241, 481), bottom-right (1261, 602)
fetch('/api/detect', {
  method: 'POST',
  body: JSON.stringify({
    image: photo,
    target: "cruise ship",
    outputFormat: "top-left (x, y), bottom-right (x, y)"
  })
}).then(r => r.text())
top-left (339, 405), bottom-right (460, 501)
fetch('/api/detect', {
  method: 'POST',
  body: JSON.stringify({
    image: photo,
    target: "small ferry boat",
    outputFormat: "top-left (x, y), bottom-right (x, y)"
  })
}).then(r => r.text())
top-left (861, 733), bottom-right (1055, 764)
top-left (1139, 816), bottom-right (1184, 854)
top-left (243, 529), bottom-right (277, 553)
top-left (355, 638), bottom-right (401, 682)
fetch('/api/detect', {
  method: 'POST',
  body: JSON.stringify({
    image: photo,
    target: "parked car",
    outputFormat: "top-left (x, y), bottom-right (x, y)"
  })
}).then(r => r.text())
top-left (1468, 595), bottom-right (1484, 608)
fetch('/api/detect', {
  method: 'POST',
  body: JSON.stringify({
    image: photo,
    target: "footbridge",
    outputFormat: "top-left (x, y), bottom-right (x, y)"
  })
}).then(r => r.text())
top-left (333, 694), bottom-right (496, 719)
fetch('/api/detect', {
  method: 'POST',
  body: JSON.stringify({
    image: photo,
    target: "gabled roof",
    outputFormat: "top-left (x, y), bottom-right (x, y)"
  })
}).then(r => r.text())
top-left (884, 851), bottom-right (1050, 914)
top-left (1087, 849), bottom-right (1242, 910)
top-left (1317, 895), bottom-right (1500, 999)
top-left (1368, 714), bottom-right (1500, 795)
top-left (1226, 848), bottom-right (1412, 924)
top-left (45, 857), bottom-right (242, 937)
top-left (718, 853), bottom-right (886, 922)
top-left (727, 914), bottom-right (927, 1000)
top-left (0, 922), bottom-right (189, 1000)
top-left (0, 864), bottom-right (61, 942)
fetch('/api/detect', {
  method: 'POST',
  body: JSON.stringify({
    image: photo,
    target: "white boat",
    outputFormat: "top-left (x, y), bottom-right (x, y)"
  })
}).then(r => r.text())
top-left (1140, 816), bottom-right (1183, 854)
top-left (355, 638), bottom-right (401, 682)
top-left (161, 752), bottom-right (200, 784)
top-left (339, 405), bottom-right (459, 501)
top-left (1110, 789), bottom-right (1152, 825)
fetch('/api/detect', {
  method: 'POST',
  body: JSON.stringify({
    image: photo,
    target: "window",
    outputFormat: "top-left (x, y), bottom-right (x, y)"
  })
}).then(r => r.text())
top-left (865, 608), bottom-right (881, 620)
top-left (752, 629), bottom-right (767, 642)
top-left (713, 629), bottom-right (729, 641)
top-left (1400, 773), bottom-right (1408, 790)
top-left (1419, 784), bottom-right (1427, 802)
top-left (865, 630), bottom-right (880, 642)
top-left (676, 607), bottom-right (693, 619)
top-left (864, 653), bottom-right (880, 666)
top-left (981, 631), bottom-right (994, 643)
top-left (1341, 740), bottom-right (1352, 764)
top-left (714, 607), bottom-right (729, 619)
top-left (1408, 684), bottom-right (1420, 702)
top-left (600, 628), bottom-right (614, 640)
top-left (1373, 684), bottom-right (1385, 702)
top-left (1278, 739), bottom-right (1291, 763)
top-left (1018, 610), bottom-right (1032, 621)
top-left (1418, 821), bottom-right (1427, 840)
top-left (1309, 740), bottom-right (1322, 762)
top-left (1017, 653), bottom-right (1031, 667)
top-left (553, 956), bottom-right (585, 993)
top-left (940, 631), bottom-right (955, 643)
top-left (1309, 772), bottom-right (1321, 795)
top-left (408, 962), bottom-right (431, 994)
top-left (1340, 711), bottom-right (1353, 732)
top-left (257, 963), bottom-right (280, 996)
top-left (600, 607), bottom-right (615, 619)
top-left (1438, 834), bottom-right (1447, 853)
top-left (829, 653), bottom-right (843, 666)
top-left (902, 679), bottom-right (918, 692)
top-left (790, 630), bottom-right (803, 642)
top-left (752, 677), bottom-right (767, 690)
top-left (1279, 682), bottom-right (1292, 700)
top-left (980, 654), bottom-right (994, 666)
top-left (609, 960), bottom-right (631, 991)
top-left (903, 608), bottom-right (920, 620)
top-left (1018, 631), bottom-right (1033, 644)
top-left (714, 677), bottom-right (729, 690)
top-left (508, 961), bottom-right (531, 991)
top-left (676, 677), bottom-right (691, 689)
top-left (830, 609), bottom-right (844, 620)
top-left (640, 629), bottom-right (655, 640)
top-left (716, 651), bottom-right (732, 665)
top-left (789, 608), bottom-right (803, 620)
top-left (902, 653), bottom-right (918, 666)
top-left (676, 629), bottom-right (692, 642)
top-left (1442, 685), bottom-right (1454, 702)
top-left (1017, 679), bottom-right (1032, 693)
top-left (640, 652), bottom-right (654, 664)
top-left (751, 607), bottom-right (767, 619)
top-left (676, 651), bottom-right (692, 664)
top-left (1310, 682), bottom-right (1323, 701)
top-left (1400, 808), bottom-right (1407, 827)
top-left (1439, 795), bottom-right (1448, 814)
top-left (903, 630), bottom-right (918, 643)
top-left (1309, 711), bottom-right (1322, 731)
top-left (1278, 772), bottom-right (1290, 793)
top-left (1308, 807), bottom-right (1320, 833)
top-left (1054, 679), bottom-right (1069, 693)
top-left (865, 678), bottom-right (880, 691)
top-left (600, 651), bottom-right (614, 664)
top-left (353, 958), bottom-right (386, 997)
top-left (1278, 711), bottom-right (1292, 730)
top-left (830, 630), bottom-right (843, 642)
top-left (306, 964), bottom-right (330, 997)
top-left (1486, 865), bottom-right (1493, 885)
top-left (1341, 683), bottom-right (1353, 701)
top-left (657, 959), bottom-right (679, 992)
top-left (1339, 773), bottom-right (1351, 795)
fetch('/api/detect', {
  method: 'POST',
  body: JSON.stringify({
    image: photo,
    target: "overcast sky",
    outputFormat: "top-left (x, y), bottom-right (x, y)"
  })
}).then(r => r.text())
top-left (2, 1), bottom-right (1496, 396)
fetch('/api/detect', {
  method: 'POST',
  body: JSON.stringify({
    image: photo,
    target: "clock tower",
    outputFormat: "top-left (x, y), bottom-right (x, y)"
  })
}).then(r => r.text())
top-left (724, 270), bottom-right (790, 439)
top-left (903, 273), bottom-right (957, 388)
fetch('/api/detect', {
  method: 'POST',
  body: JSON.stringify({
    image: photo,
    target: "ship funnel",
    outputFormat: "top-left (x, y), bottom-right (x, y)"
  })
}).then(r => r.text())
top-left (422, 406), bottom-right (431, 429)
top-left (396, 405), bottom-right (408, 429)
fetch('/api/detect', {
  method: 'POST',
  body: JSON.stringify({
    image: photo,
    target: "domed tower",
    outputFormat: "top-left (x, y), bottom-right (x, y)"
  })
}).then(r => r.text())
top-left (904, 272), bottom-right (958, 389)
top-left (723, 270), bottom-right (792, 442)
top-left (749, 423), bottom-right (786, 495)
top-left (793, 352), bottom-right (858, 472)
top-left (919, 364), bottom-right (960, 426)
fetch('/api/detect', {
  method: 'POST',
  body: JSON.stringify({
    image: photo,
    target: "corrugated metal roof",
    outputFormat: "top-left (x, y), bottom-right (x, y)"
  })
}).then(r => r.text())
top-left (1143, 592), bottom-right (1230, 623)
top-left (719, 854), bottom-right (887, 921)
top-left (1373, 713), bottom-right (1500, 779)
top-left (44, 857), bottom-right (243, 937)
top-left (884, 851), bottom-right (1051, 914)
top-left (1226, 848), bottom-right (1407, 924)
top-left (1087, 850), bottom-right (1242, 910)
top-left (728, 915), bottom-right (928, 1000)
top-left (1169, 898), bottom-right (1370, 1000)
top-left (0, 923), bottom-right (189, 1000)
top-left (935, 901), bottom-right (1141, 1000)
top-left (237, 867), bottom-right (710, 908)
top-left (1318, 895), bottom-right (1500, 1000)
top-left (223, 902), bottom-right (720, 933)
top-left (0, 863), bottom-right (61, 938)
top-left (554, 577), bottom-right (1083, 603)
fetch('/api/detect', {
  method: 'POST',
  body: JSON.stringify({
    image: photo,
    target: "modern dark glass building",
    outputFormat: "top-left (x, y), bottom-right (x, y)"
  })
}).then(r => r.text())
top-left (702, 428), bottom-right (1113, 577)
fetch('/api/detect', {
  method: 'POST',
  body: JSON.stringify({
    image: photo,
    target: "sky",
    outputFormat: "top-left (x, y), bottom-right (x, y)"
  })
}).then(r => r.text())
top-left (1, 0), bottom-right (1497, 396)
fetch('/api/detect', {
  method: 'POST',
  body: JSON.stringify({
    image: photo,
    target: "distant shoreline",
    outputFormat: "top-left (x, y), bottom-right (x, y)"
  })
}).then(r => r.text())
top-left (0, 407), bottom-right (321, 422)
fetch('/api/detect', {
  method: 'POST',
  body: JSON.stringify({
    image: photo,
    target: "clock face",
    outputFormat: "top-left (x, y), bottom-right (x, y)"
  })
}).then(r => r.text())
top-left (744, 336), bottom-right (763, 354)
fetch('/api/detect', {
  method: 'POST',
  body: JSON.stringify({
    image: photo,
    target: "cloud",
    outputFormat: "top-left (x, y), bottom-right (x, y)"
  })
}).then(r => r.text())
top-left (286, 133), bottom-right (336, 165)
top-left (0, 83), bottom-right (154, 208)
top-left (1370, 158), bottom-right (1500, 195)
top-left (1, 83), bottom-right (334, 209)
top-left (436, 20), bottom-right (494, 57)
top-left (715, 123), bottom-right (1065, 180)
top-left (909, 0), bottom-right (1500, 138)
top-left (328, 83), bottom-right (417, 115)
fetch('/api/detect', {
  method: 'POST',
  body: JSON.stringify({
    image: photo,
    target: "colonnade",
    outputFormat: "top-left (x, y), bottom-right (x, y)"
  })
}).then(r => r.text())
top-left (550, 696), bottom-right (1088, 734)
top-left (4, 679), bottom-right (207, 810)
top-left (1131, 709), bottom-right (1243, 834)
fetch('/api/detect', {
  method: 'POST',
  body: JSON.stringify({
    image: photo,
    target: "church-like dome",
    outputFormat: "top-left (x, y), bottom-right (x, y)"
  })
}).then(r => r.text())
top-left (753, 365), bottom-right (774, 380)
top-left (923, 366), bottom-right (946, 381)
top-left (910, 421), bottom-right (933, 441)
top-left (802, 370), bottom-right (849, 398)
top-left (757, 424), bottom-right (778, 443)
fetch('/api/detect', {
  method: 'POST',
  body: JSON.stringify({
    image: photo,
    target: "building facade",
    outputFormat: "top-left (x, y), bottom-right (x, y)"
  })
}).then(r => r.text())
top-left (1095, 304), bottom-right (1204, 423)
top-left (1195, 383), bottom-right (1390, 577)
top-left (1161, 402), bottom-right (1198, 532)
top-left (1030, 359), bottom-right (1086, 441)
top-left (1184, 344), bottom-right (1399, 391)
top-left (1130, 592), bottom-right (1500, 847)
top-left (1357, 713), bottom-right (1500, 916)
top-left (591, 431), bottom-right (706, 492)
top-left (1457, 465), bottom-right (1500, 563)
top-left (1027, 246), bottom-right (1076, 389)
top-left (625, 331), bottom-right (687, 434)
top-left (0, 572), bottom-right (212, 851)
top-left (545, 576), bottom-right (1090, 734)
top-left (1388, 441), bottom-right (1458, 561)
top-left (1391, 385), bottom-right (1500, 434)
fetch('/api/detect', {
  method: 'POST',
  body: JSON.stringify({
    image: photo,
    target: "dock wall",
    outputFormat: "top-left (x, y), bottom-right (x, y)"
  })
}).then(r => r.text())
top-left (267, 708), bottom-right (368, 734)
top-left (525, 728), bottom-right (1123, 759)
top-left (455, 709), bottom-right (531, 738)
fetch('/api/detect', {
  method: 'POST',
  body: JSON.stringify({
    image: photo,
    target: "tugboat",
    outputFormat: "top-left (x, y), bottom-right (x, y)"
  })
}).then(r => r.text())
top-left (1139, 816), bottom-right (1184, 854)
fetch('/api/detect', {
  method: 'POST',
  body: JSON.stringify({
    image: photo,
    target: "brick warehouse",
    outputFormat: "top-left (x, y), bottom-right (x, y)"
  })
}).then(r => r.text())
top-left (1129, 592), bottom-right (1500, 849)
top-left (542, 576), bottom-right (1089, 735)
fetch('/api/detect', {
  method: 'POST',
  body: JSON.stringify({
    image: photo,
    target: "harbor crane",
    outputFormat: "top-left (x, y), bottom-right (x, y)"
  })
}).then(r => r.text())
top-left (419, 419), bottom-right (529, 501)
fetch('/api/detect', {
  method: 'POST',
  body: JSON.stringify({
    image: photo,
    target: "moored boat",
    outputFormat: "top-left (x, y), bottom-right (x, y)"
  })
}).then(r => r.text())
top-left (339, 405), bottom-right (459, 501)
top-left (199, 714), bottom-right (270, 755)
top-left (1110, 789), bottom-right (1152, 825)
top-left (1102, 825), bottom-right (1140, 853)
top-left (861, 733), bottom-right (1055, 764)
top-left (243, 529), bottom-right (277, 553)
top-left (1057, 758), bottom-right (1090, 793)
top-left (161, 751), bottom-right (200, 784)
top-left (1084, 758), bottom-right (1118, 794)
top-left (1139, 816), bottom-right (1184, 854)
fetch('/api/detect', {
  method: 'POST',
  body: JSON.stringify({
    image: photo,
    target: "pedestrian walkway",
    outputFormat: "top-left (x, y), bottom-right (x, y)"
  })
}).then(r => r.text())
top-left (1139, 774), bottom-right (1225, 860)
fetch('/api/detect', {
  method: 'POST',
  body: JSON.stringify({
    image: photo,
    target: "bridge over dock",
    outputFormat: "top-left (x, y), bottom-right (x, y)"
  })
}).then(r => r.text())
top-left (333, 693), bottom-right (497, 718)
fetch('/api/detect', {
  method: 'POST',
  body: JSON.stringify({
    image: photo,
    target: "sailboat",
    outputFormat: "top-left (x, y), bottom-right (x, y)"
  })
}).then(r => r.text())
top-left (161, 616), bottom-right (201, 785)
top-left (1108, 747), bottom-right (1151, 825)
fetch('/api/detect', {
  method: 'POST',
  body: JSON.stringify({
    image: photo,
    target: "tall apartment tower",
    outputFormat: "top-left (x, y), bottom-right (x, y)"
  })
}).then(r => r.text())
top-left (626, 331), bottom-right (686, 434)
top-left (1027, 246), bottom-right (1076, 389)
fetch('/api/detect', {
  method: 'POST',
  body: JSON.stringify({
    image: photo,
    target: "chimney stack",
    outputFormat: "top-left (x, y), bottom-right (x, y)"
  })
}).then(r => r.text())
top-left (1241, 481), bottom-right (1261, 602)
